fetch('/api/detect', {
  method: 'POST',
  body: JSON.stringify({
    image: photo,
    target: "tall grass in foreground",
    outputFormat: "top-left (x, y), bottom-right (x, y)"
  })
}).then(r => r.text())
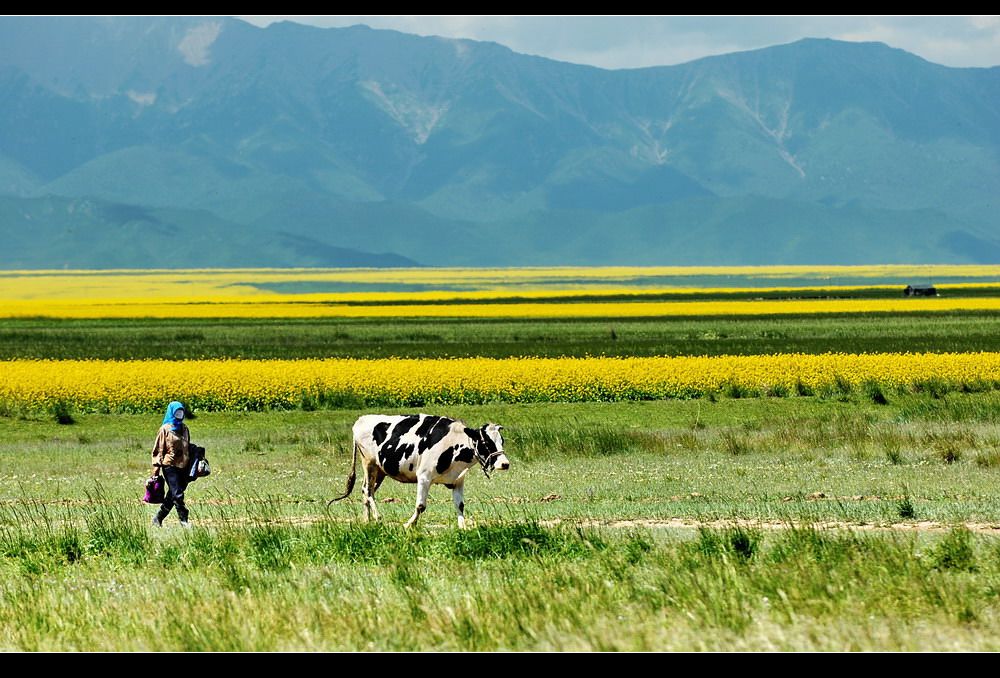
top-left (1, 497), bottom-right (999, 651)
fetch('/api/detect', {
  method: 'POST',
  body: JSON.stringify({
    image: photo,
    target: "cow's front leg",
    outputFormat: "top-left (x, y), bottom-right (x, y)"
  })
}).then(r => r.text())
top-left (452, 479), bottom-right (467, 529)
top-left (404, 475), bottom-right (432, 528)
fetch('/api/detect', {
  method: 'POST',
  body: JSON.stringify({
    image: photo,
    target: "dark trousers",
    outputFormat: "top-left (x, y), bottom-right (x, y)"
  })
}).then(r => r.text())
top-left (156, 466), bottom-right (190, 522)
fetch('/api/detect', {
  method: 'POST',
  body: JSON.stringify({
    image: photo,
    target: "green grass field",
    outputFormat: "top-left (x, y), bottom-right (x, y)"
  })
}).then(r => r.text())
top-left (3, 393), bottom-right (1000, 650)
top-left (3, 312), bottom-right (1000, 359)
top-left (5, 394), bottom-right (1000, 524)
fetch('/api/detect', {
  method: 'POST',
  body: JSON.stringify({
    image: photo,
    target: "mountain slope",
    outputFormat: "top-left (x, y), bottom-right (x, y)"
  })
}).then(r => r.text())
top-left (0, 17), bottom-right (998, 267)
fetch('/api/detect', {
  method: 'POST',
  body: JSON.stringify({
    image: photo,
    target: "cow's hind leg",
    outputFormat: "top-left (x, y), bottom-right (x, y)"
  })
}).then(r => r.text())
top-left (369, 469), bottom-right (386, 519)
top-left (404, 475), bottom-right (432, 528)
top-left (452, 479), bottom-right (467, 529)
top-left (362, 460), bottom-right (384, 521)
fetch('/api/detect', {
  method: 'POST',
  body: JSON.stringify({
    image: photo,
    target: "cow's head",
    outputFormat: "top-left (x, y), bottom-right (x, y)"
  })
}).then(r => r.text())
top-left (477, 423), bottom-right (510, 473)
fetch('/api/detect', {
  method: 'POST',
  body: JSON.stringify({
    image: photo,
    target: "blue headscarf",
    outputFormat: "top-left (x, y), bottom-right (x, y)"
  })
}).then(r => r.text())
top-left (162, 401), bottom-right (186, 432)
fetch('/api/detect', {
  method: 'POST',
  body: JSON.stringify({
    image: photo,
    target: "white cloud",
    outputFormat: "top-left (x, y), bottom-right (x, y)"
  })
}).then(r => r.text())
top-left (127, 91), bottom-right (156, 106)
top-left (969, 15), bottom-right (1000, 30)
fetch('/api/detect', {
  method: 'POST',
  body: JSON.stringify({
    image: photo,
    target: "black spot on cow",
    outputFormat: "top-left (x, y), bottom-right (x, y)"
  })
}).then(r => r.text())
top-left (445, 483), bottom-right (456, 490)
top-left (372, 421), bottom-right (390, 445)
top-left (459, 502), bottom-right (464, 513)
top-left (436, 446), bottom-right (455, 474)
top-left (378, 416), bottom-right (420, 476)
top-left (455, 445), bottom-right (474, 463)
top-left (408, 463), bottom-right (414, 471)
top-left (378, 448), bottom-right (399, 476)
top-left (414, 415), bottom-right (440, 439)
top-left (418, 417), bottom-right (454, 455)
top-left (390, 416), bottom-right (420, 442)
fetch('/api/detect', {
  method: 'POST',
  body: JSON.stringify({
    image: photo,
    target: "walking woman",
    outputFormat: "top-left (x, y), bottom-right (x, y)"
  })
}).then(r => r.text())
top-left (151, 401), bottom-right (192, 527)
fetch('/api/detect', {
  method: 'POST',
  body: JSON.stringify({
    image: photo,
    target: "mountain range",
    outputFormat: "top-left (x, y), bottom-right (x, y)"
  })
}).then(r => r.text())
top-left (1, 16), bottom-right (998, 268)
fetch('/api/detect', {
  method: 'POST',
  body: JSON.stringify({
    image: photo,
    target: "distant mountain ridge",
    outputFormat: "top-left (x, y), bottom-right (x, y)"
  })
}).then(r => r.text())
top-left (1, 16), bottom-right (998, 268)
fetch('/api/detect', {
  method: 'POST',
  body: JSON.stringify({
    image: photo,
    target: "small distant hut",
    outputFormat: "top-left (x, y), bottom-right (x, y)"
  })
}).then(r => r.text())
top-left (903, 284), bottom-right (937, 297)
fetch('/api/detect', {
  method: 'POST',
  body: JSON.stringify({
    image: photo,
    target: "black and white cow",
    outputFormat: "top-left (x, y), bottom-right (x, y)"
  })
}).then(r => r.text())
top-left (329, 414), bottom-right (510, 528)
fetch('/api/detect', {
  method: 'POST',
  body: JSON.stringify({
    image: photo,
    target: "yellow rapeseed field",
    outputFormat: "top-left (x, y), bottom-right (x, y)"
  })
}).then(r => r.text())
top-left (5, 264), bottom-right (1000, 299)
top-left (3, 353), bottom-right (997, 412)
top-left (4, 296), bottom-right (1000, 319)
top-left (3, 266), bottom-right (999, 318)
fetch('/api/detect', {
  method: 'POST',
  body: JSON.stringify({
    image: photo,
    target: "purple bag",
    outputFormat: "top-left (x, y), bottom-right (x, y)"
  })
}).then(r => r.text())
top-left (143, 474), bottom-right (165, 504)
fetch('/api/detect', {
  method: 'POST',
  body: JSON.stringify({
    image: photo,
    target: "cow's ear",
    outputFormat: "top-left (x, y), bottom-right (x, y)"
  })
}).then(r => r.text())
top-left (497, 425), bottom-right (504, 431)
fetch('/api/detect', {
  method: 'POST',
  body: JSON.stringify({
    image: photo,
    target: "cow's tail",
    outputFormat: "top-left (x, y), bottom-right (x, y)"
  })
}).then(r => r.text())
top-left (327, 441), bottom-right (359, 506)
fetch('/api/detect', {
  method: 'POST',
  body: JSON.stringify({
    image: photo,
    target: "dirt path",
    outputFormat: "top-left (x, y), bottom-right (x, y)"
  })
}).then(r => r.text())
top-left (8, 497), bottom-right (1000, 533)
top-left (147, 514), bottom-right (1000, 533)
top-left (539, 517), bottom-right (1000, 533)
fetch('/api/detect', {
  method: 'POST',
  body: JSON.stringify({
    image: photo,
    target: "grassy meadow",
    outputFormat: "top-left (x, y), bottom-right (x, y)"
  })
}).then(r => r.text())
top-left (2, 265), bottom-right (1000, 650)
top-left (4, 397), bottom-right (1000, 650)
top-left (3, 313), bottom-right (1000, 360)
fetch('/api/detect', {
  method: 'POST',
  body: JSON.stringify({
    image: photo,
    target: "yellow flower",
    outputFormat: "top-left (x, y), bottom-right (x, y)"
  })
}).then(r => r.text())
top-left (2, 353), bottom-right (997, 412)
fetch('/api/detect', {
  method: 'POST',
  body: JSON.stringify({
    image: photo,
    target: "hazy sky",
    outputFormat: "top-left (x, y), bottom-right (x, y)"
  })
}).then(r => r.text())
top-left (239, 16), bottom-right (1000, 70)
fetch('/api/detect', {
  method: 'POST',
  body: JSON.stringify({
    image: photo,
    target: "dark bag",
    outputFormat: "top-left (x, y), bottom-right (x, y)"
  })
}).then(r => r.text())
top-left (187, 443), bottom-right (211, 482)
top-left (143, 474), bottom-right (165, 504)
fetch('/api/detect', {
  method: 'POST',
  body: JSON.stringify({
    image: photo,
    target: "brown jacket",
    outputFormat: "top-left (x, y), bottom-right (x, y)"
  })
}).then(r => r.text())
top-left (152, 423), bottom-right (190, 470)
